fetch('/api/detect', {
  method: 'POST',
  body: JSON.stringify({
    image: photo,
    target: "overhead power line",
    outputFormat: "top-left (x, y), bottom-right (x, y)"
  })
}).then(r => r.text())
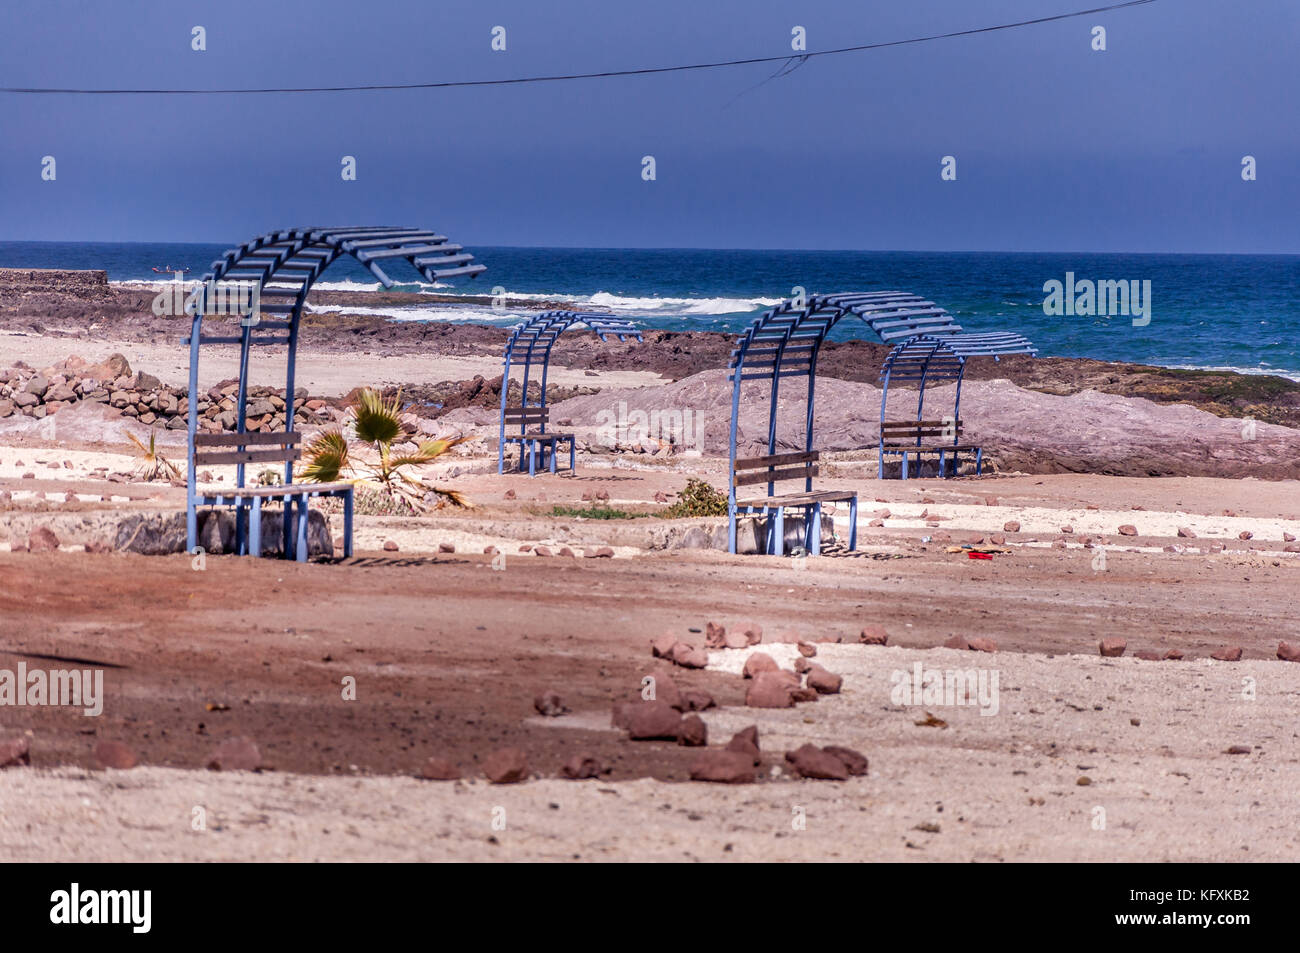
top-left (0, 1), bottom-right (1156, 95)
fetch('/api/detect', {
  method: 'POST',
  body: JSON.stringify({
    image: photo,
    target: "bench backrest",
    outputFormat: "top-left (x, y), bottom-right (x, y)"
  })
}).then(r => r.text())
top-left (192, 430), bottom-right (302, 467)
top-left (504, 405), bottom-right (549, 433)
top-left (880, 419), bottom-right (962, 445)
top-left (732, 450), bottom-right (819, 487)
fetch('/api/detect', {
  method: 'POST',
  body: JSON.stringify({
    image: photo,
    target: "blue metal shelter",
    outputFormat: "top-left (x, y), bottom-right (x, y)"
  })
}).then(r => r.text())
top-left (184, 226), bottom-right (484, 557)
top-left (726, 292), bottom-right (1035, 551)
top-left (496, 310), bottom-right (642, 474)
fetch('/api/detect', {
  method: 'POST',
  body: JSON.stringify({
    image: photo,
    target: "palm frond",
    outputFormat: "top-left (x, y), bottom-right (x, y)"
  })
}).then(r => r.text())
top-left (352, 388), bottom-right (405, 445)
top-left (299, 428), bottom-right (352, 483)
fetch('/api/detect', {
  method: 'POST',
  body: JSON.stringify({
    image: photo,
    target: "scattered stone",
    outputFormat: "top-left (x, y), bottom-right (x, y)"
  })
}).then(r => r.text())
top-left (625, 701), bottom-right (682, 740)
top-left (419, 757), bottom-right (461, 780)
top-left (1061, 525), bottom-right (1073, 534)
top-left (741, 622), bottom-right (763, 645)
top-left (790, 687), bottom-right (820, 703)
top-left (561, 755), bottom-right (603, 780)
top-left (797, 641), bottom-right (817, 657)
top-left (1238, 531), bottom-right (1253, 541)
top-left (670, 642), bottom-right (708, 669)
top-left (745, 671), bottom-right (796, 708)
top-left (1278, 641), bottom-right (1300, 663)
top-left (1003, 521), bottom-right (1020, 533)
top-left (705, 622), bottom-right (727, 649)
top-left (654, 491), bottom-right (668, 504)
top-left (1177, 526), bottom-right (1197, 538)
top-left (504, 489), bottom-right (515, 500)
top-left (689, 750), bottom-right (757, 784)
top-left (785, 744), bottom-right (849, 780)
top-left (533, 690), bottom-right (569, 717)
top-left (1225, 746), bottom-right (1251, 756)
top-left (1210, 646), bottom-right (1243, 662)
top-left (483, 747), bottom-right (530, 783)
top-left (650, 633), bottom-right (678, 658)
top-left (858, 625), bottom-right (888, 645)
top-left (1163, 649), bottom-right (1184, 661)
top-left (382, 540), bottom-right (399, 552)
top-left (943, 635), bottom-right (970, 650)
top-left (680, 690), bottom-right (716, 711)
top-left (0, 736), bottom-right (31, 768)
top-left (990, 533), bottom-right (1006, 545)
top-left (94, 740), bottom-right (138, 770)
top-left (724, 726), bottom-right (761, 764)
top-left (483, 545), bottom-right (499, 555)
top-left (1099, 637), bottom-right (1127, 658)
top-left (823, 745), bottom-right (869, 776)
top-left (742, 652), bottom-right (779, 679)
top-left (967, 637), bottom-right (997, 653)
top-left (26, 526), bottom-right (59, 553)
top-left (591, 547), bottom-right (615, 558)
top-left (644, 671), bottom-right (682, 709)
top-left (793, 656), bottom-right (812, 674)
top-left (1117, 524), bottom-right (1138, 536)
top-left (1133, 649), bottom-right (1162, 661)
top-left (806, 665), bottom-right (843, 694)
top-left (533, 545), bottom-right (553, 557)
top-left (1285, 532), bottom-right (1297, 543)
top-left (678, 714), bottom-right (708, 746)
top-left (438, 542), bottom-right (456, 553)
top-left (207, 737), bottom-right (262, 772)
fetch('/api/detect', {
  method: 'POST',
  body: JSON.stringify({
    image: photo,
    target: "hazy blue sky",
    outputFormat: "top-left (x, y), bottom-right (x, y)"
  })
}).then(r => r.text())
top-left (0, 0), bottom-right (1296, 252)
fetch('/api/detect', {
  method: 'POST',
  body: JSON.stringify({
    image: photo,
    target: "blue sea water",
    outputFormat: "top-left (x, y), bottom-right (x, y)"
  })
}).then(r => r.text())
top-left (2, 241), bottom-right (1298, 379)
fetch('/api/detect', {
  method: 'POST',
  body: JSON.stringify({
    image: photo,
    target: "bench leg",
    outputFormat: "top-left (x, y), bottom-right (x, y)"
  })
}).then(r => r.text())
top-left (528, 441), bottom-right (536, 477)
top-left (976, 447), bottom-right (983, 476)
top-left (569, 438), bottom-right (575, 473)
top-left (939, 449), bottom-right (947, 478)
top-left (809, 503), bottom-right (821, 556)
top-left (902, 452), bottom-right (910, 480)
top-left (343, 490), bottom-right (354, 558)
top-left (249, 497), bottom-right (262, 557)
top-left (848, 496), bottom-right (858, 551)
top-left (728, 507), bottom-right (737, 555)
top-left (773, 508), bottom-right (785, 557)
top-left (549, 440), bottom-right (557, 474)
top-left (295, 494), bottom-right (309, 563)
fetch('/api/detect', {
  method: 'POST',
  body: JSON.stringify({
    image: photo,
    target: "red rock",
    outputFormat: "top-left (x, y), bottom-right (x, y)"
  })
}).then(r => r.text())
top-left (1225, 745), bottom-right (1251, 755)
top-left (94, 740), bottom-right (138, 770)
top-left (1177, 526), bottom-right (1197, 538)
top-left (670, 642), bottom-right (708, 669)
top-left (705, 622), bottom-right (727, 649)
top-left (592, 547), bottom-right (615, 558)
top-left (725, 725), bottom-right (760, 763)
top-left (1285, 532), bottom-right (1297, 543)
top-left (1238, 531), bottom-right (1253, 540)
top-left (1060, 525), bottom-right (1073, 534)
top-left (1003, 521), bottom-right (1020, 533)
top-left (742, 652), bottom-right (779, 679)
top-left (533, 690), bottom-right (569, 717)
top-left (1099, 638), bottom-right (1127, 657)
top-left (746, 671), bottom-right (796, 708)
top-left (741, 622), bottom-right (763, 645)
top-left (0, 736), bottom-right (31, 768)
top-left (797, 642), bottom-right (817, 657)
top-left (654, 491), bottom-right (668, 504)
top-left (723, 628), bottom-right (750, 650)
top-left (677, 714), bottom-right (708, 746)
top-left (1133, 649), bottom-right (1162, 661)
top-left (644, 671), bottom-right (682, 709)
top-left (806, 665), bottom-right (843, 694)
top-left (483, 747), bottom-right (529, 783)
top-left (1163, 649), bottom-right (1184, 661)
top-left (943, 635), bottom-right (970, 650)
top-left (382, 540), bottom-right (399, 552)
top-left (438, 542), bottom-right (456, 553)
top-left (990, 533), bottom-right (1007, 545)
top-left (785, 744), bottom-right (849, 780)
top-left (790, 687), bottom-right (820, 703)
top-left (503, 489), bottom-right (516, 500)
top-left (483, 545), bottom-right (499, 555)
top-left (518, 544), bottom-right (532, 553)
top-left (1210, 646), bottom-right (1243, 662)
top-left (27, 526), bottom-right (59, 553)
top-left (558, 547), bottom-right (575, 557)
top-left (868, 518), bottom-right (884, 527)
top-left (689, 750), bottom-right (757, 783)
top-left (533, 545), bottom-right (553, 557)
top-left (625, 701), bottom-right (682, 740)
top-left (561, 755), bottom-right (603, 779)
top-left (207, 737), bottom-right (262, 771)
top-left (650, 633), bottom-right (678, 658)
top-left (811, 633), bottom-right (843, 644)
top-left (793, 656), bottom-right (813, 674)
top-left (680, 690), bottom-right (716, 711)
top-left (967, 637), bottom-right (997, 653)
top-left (858, 625), bottom-right (888, 646)
top-left (419, 757), bottom-right (461, 780)
top-left (1117, 524), bottom-right (1138, 536)
top-left (823, 745), bottom-right (868, 776)
top-left (1278, 641), bottom-right (1300, 663)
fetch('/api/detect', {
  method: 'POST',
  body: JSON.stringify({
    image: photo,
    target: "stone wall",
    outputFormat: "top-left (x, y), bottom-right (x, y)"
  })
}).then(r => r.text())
top-left (0, 268), bottom-right (110, 300)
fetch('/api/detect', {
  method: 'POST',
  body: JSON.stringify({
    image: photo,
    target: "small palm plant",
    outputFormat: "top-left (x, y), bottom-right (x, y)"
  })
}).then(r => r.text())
top-left (126, 428), bottom-right (182, 482)
top-left (299, 388), bottom-right (471, 511)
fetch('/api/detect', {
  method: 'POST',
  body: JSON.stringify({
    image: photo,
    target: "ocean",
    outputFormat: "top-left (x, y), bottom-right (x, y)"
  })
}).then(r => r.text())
top-left (2, 241), bottom-right (1298, 379)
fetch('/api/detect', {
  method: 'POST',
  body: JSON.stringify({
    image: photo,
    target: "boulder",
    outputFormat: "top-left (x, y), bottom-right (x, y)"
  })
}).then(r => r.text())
top-left (483, 747), bottom-right (530, 784)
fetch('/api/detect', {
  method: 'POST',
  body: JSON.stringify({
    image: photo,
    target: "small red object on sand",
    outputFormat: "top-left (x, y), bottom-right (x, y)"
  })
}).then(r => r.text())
top-left (968, 552), bottom-right (993, 560)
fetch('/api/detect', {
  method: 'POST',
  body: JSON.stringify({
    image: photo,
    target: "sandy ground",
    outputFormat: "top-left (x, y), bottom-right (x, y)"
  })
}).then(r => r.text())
top-left (3, 642), bottom-right (1296, 862)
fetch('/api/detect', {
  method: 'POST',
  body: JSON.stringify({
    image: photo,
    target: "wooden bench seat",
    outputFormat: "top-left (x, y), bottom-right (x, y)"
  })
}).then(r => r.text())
top-left (729, 451), bottom-right (857, 556)
top-left (502, 405), bottom-right (574, 476)
top-left (879, 419), bottom-right (982, 479)
top-left (190, 431), bottom-right (353, 560)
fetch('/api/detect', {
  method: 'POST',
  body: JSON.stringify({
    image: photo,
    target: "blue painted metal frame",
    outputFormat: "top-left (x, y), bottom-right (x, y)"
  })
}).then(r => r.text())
top-left (725, 292), bottom-right (1036, 553)
top-left (184, 226), bottom-right (484, 558)
top-left (496, 310), bottom-right (642, 475)
top-left (878, 332), bottom-right (1037, 479)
